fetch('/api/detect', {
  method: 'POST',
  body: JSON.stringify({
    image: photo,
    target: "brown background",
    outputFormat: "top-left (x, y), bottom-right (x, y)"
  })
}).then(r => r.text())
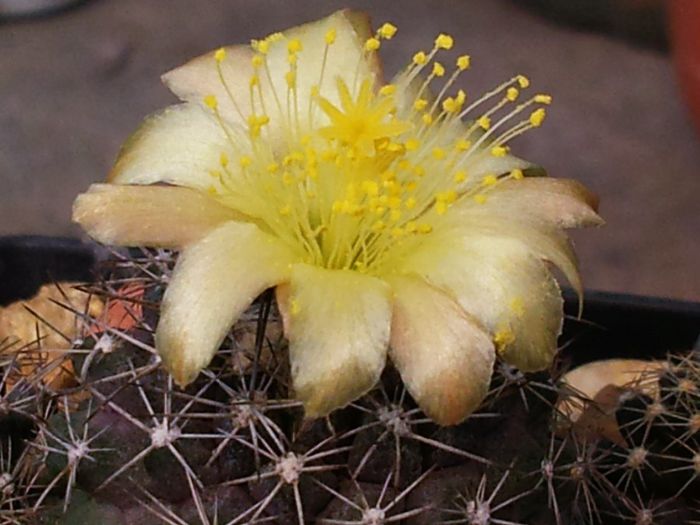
top-left (1, 0), bottom-right (698, 300)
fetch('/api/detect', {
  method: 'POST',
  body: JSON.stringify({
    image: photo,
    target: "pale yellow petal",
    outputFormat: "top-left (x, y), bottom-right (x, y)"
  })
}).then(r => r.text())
top-left (478, 177), bottom-right (604, 228)
top-left (387, 275), bottom-right (495, 425)
top-left (156, 222), bottom-right (299, 386)
top-left (108, 103), bottom-right (234, 189)
top-left (162, 45), bottom-right (254, 127)
top-left (394, 232), bottom-right (563, 372)
top-left (286, 263), bottom-right (391, 418)
top-left (437, 210), bottom-right (583, 297)
top-left (73, 184), bottom-right (243, 248)
top-left (162, 10), bottom-right (381, 143)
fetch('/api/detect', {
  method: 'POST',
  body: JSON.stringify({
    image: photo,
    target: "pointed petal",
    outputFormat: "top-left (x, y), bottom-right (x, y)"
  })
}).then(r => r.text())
top-left (73, 184), bottom-right (243, 248)
top-left (478, 177), bottom-right (604, 228)
top-left (162, 10), bottom-right (381, 142)
top-left (108, 104), bottom-right (234, 190)
top-left (439, 209), bottom-right (583, 297)
top-left (156, 222), bottom-right (299, 386)
top-left (387, 275), bottom-right (495, 425)
top-left (395, 232), bottom-right (563, 372)
top-left (286, 264), bottom-right (391, 417)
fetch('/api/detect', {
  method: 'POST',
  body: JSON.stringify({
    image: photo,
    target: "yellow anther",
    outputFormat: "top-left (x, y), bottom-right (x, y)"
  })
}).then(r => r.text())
top-left (435, 33), bottom-right (454, 50)
top-left (432, 147), bottom-right (446, 160)
top-left (435, 201), bottom-right (448, 215)
top-left (405, 138), bottom-right (420, 151)
top-left (239, 155), bottom-right (252, 168)
top-left (388, 195), bottom-right (402, 208)
top-left (365, 37), bottom-right (381, 52)
top-left (267, 162), bottom-right (279, 173)
top-left (325, 28), bottom-right (337, 45)
top-left (372, 220), bottom-right (386, 232)
top-left (251, 55), bottom-right (264, 68)
top-left (456, 89), bottom-right (467, 104)
top-left (405, 196), bottom-right (417, 209)
top-left (249, 74), bottom-right (260, 87)
top-left (432, 62), bottom-right (445, 77)
top-left (442, 97), bottom-right (461, 113)
top-left (473, 194), bottom-right (487, 204)
top-left (288, 54), bottom-right (298, 65)
top-left (422, 113), bottom-right (433, 125)
top-left (287, 38), bottom-right (302, 54)
top-left (438, 190), bottom-right (457, 204)
top-left (214, 47), bottom-right (226, 63)
top-left (534, 94), bottom-right (553, 104)
top-left (203, 95), bottom-right (218, 110)
top-left (510, 297), bottom-right (526, 317)
top-left (478, 115), bottom-right (491, 130)
top-left (361, 180), bottom-right (379, 197)
top-left (510, 168), bottom-right (524, 180)
top-left (379, 84), bottom-right (397, 96)
top-left (482, 174), bottom-right (498, 186)
top-left (412, 52), bottom-right (428, 66)
top-left (413, 166), bottom-right (426, 177)
top-left (417, 224), bottom-right (433, 234)
top-left (494, 328), bottom-right (515, 351)
top-left (390, 209), bottom-right (402, 222)
top-left (285, 70), bottom-right (296, 88)
top-left (255, 39), bottom-right (270, 55)
top-left (457, 54), bottom-right (471, 71)
top-left (491, 146), bottom-right (508, 157)
top-left (455, 139), bottom-right (471, 151)
top-left (390, 227), bottom-right (405, 238)
top-left (405, 221), bottom-right (417, 233)
top-left (506, 87), bottom-right (519, 102)
top-left (453, 170), bottom-right (467, 183)
top-left (530, 108), bottom-right (546, 127)
top-left (413, 98), bottom-right (428, 111)
top-left (378, 22), bottom-right (398, 39)
top-left (517, 75), bottom-right (530, 88)
top-left (219, 152), bottom-right (229, 167)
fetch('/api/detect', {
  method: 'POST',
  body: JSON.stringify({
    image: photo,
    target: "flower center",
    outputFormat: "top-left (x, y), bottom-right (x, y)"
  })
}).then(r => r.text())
top-left (202, 24), bottom-right (552, 275)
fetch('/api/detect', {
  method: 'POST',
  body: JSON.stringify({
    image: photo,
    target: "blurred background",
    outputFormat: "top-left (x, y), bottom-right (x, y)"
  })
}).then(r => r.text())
top-left (0, 0), bottom-right (698, 300)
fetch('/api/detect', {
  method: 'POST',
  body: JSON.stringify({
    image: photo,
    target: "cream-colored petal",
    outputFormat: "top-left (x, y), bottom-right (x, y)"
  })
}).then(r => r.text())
top-left (286, 263), bottom-right (391, 418)
top-left (394, 232), bottom-right (563, 372)
top-left (162, 10), bottom-right (380, 142)
top-left (437, 210), bottom-right (582, 297)
top-left (73, 184), bottom-right (243, 248)
top-left (108, 103), bottom-right (234, 190)
top-left (162, 45), bottom-right (254, 127)
top-left (156, 222), bottom-right (299, 386)
top-left (387, 275), bottom-right (495, 425)
top-left (477, 177), bottom-right (604, 228)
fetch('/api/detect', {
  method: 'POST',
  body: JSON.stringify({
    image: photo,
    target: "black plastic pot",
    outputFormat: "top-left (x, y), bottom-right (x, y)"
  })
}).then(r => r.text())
top-left (1, 235), bottom-right (699, 362)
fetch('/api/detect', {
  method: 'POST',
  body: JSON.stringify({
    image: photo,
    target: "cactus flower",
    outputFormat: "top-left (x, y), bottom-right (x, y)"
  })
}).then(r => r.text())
top-left (73, 10), bottom-right (602, 425)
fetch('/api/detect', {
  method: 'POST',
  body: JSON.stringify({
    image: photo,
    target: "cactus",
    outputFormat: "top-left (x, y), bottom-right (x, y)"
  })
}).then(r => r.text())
top-left (1, 269), bottom-right (699, 523)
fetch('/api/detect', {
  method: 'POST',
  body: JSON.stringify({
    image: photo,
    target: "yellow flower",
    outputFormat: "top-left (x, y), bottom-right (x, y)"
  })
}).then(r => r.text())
top-left (72, 10), bottom-right (603, 425)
